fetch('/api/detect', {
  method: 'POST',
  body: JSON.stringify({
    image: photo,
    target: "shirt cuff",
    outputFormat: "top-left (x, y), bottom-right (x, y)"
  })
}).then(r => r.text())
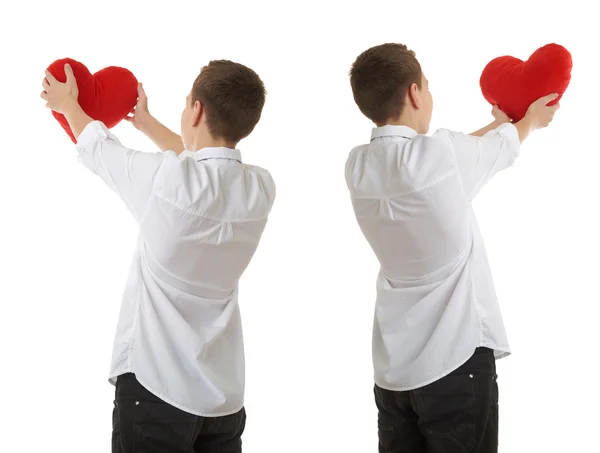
top-left (75, 121), bottom-right (120, 150)
top-left (491, 122), bottom-right (521, 161)
top-left (495, 122), bottom-right (519, 139)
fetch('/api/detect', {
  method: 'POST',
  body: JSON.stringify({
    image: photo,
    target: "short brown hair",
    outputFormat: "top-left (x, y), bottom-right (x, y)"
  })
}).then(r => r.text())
top-left (191, 60), bottom-right (266, 143)
top-left (350, 43), bottom-right (422, 124)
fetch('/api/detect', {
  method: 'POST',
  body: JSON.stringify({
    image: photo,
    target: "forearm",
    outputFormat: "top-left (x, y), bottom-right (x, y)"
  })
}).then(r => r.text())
top-left (62, 101), bottom-right (94, 141)
top-left (469, 119), bottom-right (506, 137)
top-left (513, 115), bottom-right (537, 143)
top-left (136, 114), bottom-right (185, 154)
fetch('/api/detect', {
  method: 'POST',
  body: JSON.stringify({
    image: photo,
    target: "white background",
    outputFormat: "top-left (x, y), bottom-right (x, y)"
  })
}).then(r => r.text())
top-left (1, 0), bottom-right (598, 451)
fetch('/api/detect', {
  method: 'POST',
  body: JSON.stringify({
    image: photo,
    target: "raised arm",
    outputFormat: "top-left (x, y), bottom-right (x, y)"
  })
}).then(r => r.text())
top-left (434, 123), bottom-right (521, 200)
top-left (73, 122), bottom-right (165, 221)
top-left (42, 64), bottom-right (165, 222)
top-left (434, 93), bottom-right (561, 200)
top-left (125, 83), bottom-right (185, 154)
top-left (469, 94), bottom-right (560, 141)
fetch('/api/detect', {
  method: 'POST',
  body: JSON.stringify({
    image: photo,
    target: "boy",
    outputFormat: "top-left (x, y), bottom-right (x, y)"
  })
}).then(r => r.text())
top-left (41, 60), bottom-right (276, 453)
top-left (346, 43), bottom-right (559, 452)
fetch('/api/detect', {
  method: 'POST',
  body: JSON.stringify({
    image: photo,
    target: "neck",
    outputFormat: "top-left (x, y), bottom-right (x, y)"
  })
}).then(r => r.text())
top-left (189, 134), bottom-right (237, 152)
top-left (377, 112), bottom-right (424, 134)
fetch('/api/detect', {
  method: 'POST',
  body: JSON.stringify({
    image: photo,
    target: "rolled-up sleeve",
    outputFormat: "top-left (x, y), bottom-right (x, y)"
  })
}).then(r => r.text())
top-left (433, 123), bottom-right (521, 200)
top-left (76, 121), bottom-right (166, 222)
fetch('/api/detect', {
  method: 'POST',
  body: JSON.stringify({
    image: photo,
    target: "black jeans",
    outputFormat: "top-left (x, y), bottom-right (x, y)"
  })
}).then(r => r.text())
top-left (375, 347), bottom-right (499, 453)
top-left (112, 373), bottom-right (246, 453)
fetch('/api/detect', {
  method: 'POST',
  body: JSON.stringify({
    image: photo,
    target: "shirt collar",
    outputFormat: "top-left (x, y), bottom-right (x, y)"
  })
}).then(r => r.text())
top-left (193, 146), bottom-right (242, 163)
top-left (371, 125), bottom-right (418, 141)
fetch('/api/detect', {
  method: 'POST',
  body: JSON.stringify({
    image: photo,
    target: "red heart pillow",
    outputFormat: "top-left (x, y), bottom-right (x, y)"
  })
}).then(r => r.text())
top-left (47, 58), bottom-right (138, 143)
top-left (480, 43), bottom-right (572, 122)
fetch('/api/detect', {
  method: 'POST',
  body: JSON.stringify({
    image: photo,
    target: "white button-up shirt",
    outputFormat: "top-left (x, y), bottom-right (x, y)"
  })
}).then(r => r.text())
top-left (76, 121), bottom-right (276, 416)
top-left (345, 123), bottom-right (520, 391)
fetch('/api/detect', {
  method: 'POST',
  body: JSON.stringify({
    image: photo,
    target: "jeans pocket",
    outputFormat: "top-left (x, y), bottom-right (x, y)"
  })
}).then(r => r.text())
top-left (378, 424), bottom-right (395, 450)
top-left (413, 374), bottom-right (477, 452)
top-left (112, 399), bottom-right (137, 453)
top-left (428, 423), bottom-right (477, 453)
top-left (134, 401), bottom-right (196, 451)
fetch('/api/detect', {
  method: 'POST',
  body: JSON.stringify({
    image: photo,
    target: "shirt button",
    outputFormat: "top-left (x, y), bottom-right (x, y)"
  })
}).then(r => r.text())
top-left (469, 374), bottom-right (474, 378)
top-left (135, 401), bottom-right (140, 405)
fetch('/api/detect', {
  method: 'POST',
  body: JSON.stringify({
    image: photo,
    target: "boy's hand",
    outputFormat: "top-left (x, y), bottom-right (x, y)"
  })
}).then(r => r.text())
top-left (125, 83), bottom-right (152, 130)
top-left (40, 64), bottom-right (79, 113)
top-left (524, 93), bottom-right (560, 129)
top-left (513, 93), bottom-right (560, 142)
top-left (491, 105), bottom-right (511, 124)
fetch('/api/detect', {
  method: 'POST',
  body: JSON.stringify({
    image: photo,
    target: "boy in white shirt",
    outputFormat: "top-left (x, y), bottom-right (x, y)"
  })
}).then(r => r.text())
top-left (41, 60), bottom-right (276, 453)
top-left (345, 43), bottom-right (558, 453)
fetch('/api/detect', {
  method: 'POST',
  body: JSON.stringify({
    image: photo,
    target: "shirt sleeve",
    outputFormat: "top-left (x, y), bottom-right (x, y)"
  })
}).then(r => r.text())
top-left (433, 123), bottom-right (521, 200)
top-left (75, 121), bottom-right (166, 222)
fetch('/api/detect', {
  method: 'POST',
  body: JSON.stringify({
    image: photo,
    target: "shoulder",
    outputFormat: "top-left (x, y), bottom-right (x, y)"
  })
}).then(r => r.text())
top-left (347, 143), bottom-right (369, 159)
top-left (243, 163), bottom-right (275, 184)
top-left (241, 163), bottom-right (277, 205)
top-left (422, 129), bottom-right (457, 149)
top-left (345, 143), bottom-right (370, 169)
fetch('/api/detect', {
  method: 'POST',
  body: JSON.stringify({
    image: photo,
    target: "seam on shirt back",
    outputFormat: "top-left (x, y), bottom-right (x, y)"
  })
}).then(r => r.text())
top-left (152, 193), bottom-right (270, 223)
top-left (351, 169), bottom-right (457, 200)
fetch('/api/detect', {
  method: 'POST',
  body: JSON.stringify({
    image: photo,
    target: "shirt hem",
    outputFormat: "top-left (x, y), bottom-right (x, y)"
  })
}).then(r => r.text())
top-left (375, 344), bottom-right (511, 392)
top-left (108, 372), bottom-right (244, 418)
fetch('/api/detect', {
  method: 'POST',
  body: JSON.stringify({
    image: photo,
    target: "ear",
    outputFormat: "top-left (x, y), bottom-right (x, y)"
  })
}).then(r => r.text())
top-left (407, 83), bottom-right (422, 110)
top-left (191, 100), bottom-right (204, 127)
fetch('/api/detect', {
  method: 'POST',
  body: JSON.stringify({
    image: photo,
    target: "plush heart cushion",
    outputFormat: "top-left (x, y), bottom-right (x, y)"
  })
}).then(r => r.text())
top-left (480, 43), bottom-right (572, 122)
top-left (47, 58), bottom-right (138, 143)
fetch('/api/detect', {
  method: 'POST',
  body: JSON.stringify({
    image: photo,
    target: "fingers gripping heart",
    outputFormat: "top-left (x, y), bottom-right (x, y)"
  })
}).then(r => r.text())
top-left (44, 58), bottom-right (139, 143)
top-left (480, 43), bottom-right (572, 122)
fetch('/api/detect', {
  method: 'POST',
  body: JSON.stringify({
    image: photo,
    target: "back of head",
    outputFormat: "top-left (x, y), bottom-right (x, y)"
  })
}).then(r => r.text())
top-left (350, 43), bottom-right (423, 126)
top-left (191, 60), bottom-right (266, 143)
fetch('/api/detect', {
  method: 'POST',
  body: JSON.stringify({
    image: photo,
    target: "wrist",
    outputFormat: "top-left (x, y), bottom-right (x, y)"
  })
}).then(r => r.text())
top-left (520, 113), bottom-right (538, 131)
top-left (61, 98), bottom-right (83, 117)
